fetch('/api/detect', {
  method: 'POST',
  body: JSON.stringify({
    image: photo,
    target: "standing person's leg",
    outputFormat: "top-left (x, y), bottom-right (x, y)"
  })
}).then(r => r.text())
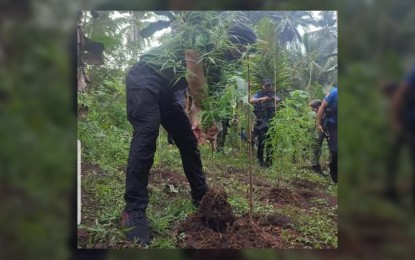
top-left (216, 119), bottom-right (229, 153)
top-left (265, 128), bottom-right (273, 167)
top-left (216, 122), bottom-right (225, 153)
top-left (159, 94), bottom-right (208, 206)
top-left (312, 132), bottom-right (324, 173)
top-left (327, 122), bottom-right (338, 183)
top-left (124, 88), bottom-right (160, 211)
top-left (257, 128), bottom-right (266, 167)
top-left (122, 86), bottom-right (160, 244)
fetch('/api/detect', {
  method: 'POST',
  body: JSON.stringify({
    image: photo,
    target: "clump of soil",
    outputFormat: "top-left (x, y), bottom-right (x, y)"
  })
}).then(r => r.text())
top-left (222, 218), bottom-right (281, 248)
top-left (197, 189), bottom-right (236, 232)
top-left (176, 214), bottom-right (223, 248)
top-left (176, 189), bottom-right (282, 248)
top-left (260, 185), bottom-right (337, 209)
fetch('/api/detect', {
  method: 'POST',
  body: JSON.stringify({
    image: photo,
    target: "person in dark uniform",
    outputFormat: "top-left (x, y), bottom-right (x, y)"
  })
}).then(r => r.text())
top-left (309, 99), bottom-right (329, 174)
top-left (250, 78), bottom-right (281, 167)
top-left (121, 21), bottom-right (257, 244)
top-left (317, 83), bottom-right (338, 183)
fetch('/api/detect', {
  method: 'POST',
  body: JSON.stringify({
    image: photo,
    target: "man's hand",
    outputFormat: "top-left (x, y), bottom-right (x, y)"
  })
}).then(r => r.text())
top-left (205, 122), bottom-right (218, 150)
top-left (317, 124), bottom-right (324, 133)
top-left (205, 122), bottom-right (218, 142)
top-left (189, 104), bottom-right (205, 145)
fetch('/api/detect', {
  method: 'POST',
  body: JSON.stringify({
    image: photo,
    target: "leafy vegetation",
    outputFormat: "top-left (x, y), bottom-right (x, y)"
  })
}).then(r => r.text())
top-left (77, 10), bottom-right (337, 249)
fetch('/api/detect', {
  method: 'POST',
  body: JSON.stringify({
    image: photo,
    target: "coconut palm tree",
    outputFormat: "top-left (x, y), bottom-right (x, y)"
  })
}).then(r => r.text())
top-left (271, 11), bottom-right (318, 50)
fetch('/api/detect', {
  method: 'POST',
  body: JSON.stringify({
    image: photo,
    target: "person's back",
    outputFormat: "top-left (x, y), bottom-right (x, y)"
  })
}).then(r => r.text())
top-left (316, 84), bottom-right (338, 183)
top-left (122, 16), bottom-right (257, 245)
top-left (309, 99), bottom-right (328, 174)
top-left (324, 87), bottom-right (338, 125)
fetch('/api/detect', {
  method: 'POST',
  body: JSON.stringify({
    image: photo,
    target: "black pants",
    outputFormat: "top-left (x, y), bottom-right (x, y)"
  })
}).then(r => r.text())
top-left (216, 119), bottom-right (229, 153)
top-left (327, 122), bottom-right (337, 183)
top-left (124, 68), bottom-right (208, 212)
top-left (311, 130), bottom-right (327, 167)
top-left (257, 126), bottom-right (272, 165)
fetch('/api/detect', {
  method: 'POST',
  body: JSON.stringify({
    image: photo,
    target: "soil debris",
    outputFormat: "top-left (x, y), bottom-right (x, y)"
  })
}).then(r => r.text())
top-left (176, 189), bottom-right (282, 248)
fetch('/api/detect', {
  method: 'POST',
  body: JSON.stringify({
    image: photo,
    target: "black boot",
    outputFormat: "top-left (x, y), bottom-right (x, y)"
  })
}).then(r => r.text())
top-left (328, 153), bottom-right (337, 183)
top-left (121, 210), bottom-right (151, 244)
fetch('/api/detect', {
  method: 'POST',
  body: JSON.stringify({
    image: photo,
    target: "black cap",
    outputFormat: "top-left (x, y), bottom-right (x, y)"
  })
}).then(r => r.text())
top-left (309, 99), bottom-right (322, 108)
top-left (228, 23), bottom-right (257, 45)
top-left (263, 78), bottom-right (272, 85)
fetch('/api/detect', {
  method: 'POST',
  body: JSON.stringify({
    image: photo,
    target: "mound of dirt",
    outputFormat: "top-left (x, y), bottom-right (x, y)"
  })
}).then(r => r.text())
top-left (291, 178), bottom-right (324, 190)
top-left (82, 161), bottom-right (106, 177)
top-left (255, 213), bottom-right (293, 228)
top-left (296, 188), bottom-right (337, 208)
top-left (197, 189), bottom-right (236, 232)
top-left (176, 214), bottom-right (223, 248)
top-left (176, 189), bottom-right (282, 248)
top-left (260, 186), bottom-right (307, 207)
top-left (222, 218), bottom-right (281, 248)
top-left (177, 216), bottom-right (282, 249)
top-left (298, 189), bottom-right (320, 199)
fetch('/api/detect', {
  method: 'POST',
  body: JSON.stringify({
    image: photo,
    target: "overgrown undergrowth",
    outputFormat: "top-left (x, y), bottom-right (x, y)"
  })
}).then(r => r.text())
top-left (77, 130), bottom-right (337, 249)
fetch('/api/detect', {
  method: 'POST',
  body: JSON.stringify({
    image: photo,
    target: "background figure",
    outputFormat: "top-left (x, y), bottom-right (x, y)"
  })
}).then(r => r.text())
top-left (382, 65), bottom-right (415, 205)
top-left (216, 119), bottom-right (230, 153)
top-left (250, 78), bottom-right (281, 167)
top-left (317, 84), bottom-right (338, 183)
top-left (309, 99), bottom-right (328, 174)
top-left (240, 128), bottom-right (248, 143)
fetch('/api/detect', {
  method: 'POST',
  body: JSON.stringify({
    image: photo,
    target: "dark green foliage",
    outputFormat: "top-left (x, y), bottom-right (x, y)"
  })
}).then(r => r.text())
top-left (267, 90), bottom-right (314, 177)
top-left (249, 17), bottom-right (291, 97)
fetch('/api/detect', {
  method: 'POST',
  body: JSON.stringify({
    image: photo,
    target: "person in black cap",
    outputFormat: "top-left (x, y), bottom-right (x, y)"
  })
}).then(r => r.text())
top-left (250, 78), bottom-right (281, 167)
top-left (309, 99), bottom-right (331, 174)
top-left (122, 18), bottom-right (257, 245)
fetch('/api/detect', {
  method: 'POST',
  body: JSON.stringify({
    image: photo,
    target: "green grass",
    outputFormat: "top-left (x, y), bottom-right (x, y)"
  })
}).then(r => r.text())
top-left (78, 126), bottom-right (338, 249)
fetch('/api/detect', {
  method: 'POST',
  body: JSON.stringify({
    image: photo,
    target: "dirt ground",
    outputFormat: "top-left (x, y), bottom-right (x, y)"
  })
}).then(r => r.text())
top-left (78, 165), bottom-right (337, 249)
top-left (176, 189), bottom-right (283, 248)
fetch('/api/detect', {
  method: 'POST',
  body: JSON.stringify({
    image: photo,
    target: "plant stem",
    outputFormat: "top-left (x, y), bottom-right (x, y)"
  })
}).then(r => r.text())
top-left (210, 141), bottom-right (215, 186)
top-left (273, 51), bottom-right (278, 184)
top-left (247, 54), bottom-right (253, 222)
